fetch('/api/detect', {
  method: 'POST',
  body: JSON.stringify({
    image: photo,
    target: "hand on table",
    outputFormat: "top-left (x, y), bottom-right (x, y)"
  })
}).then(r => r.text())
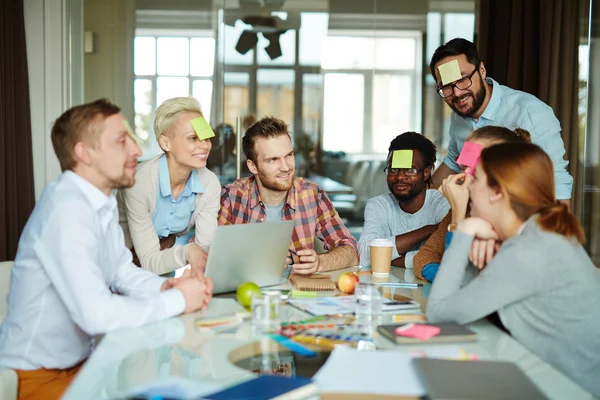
top-left (290, 248), bottom-right (320, 275)
top-left (187, 244), bottom-right (208, 276)
top-left (161, 268), bottom-right (213, 313)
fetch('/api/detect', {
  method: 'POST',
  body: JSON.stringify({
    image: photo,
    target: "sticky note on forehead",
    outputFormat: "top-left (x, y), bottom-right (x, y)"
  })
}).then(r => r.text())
top-left (456, 141), bottom-right (483, 171)
top-left (391, 150), bottom-right (413, 168)
top-left (438, 59), bottom-right (462, 85)
top-left (190, 116), bottom-right (215, 140)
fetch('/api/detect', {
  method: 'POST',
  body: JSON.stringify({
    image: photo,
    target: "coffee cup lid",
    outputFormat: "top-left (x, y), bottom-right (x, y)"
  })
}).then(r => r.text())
top-left (369, 238), bottom-right (394, 247)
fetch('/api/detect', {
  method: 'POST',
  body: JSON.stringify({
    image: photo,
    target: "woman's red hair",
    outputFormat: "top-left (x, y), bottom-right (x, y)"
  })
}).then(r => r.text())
top-left (481, 143), bottom-right (584, 243)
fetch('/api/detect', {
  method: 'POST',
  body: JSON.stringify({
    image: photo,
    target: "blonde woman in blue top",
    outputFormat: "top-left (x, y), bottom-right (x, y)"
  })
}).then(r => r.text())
top-left (117, 97), bottom-right (220, 276)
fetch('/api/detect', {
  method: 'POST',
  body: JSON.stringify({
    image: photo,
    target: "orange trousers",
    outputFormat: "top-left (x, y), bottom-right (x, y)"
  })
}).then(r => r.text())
top-left (15, 361), bottom-right (84, 400)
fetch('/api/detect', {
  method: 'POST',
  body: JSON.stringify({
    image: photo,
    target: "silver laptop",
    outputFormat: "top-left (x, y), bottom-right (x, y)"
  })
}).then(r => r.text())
top-left (413, 358), bottom-right (547, 400)
top-left (204, 221), bottom-right (295, 294)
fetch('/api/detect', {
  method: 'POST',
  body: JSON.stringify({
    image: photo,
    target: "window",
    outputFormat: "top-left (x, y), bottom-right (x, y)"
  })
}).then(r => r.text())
top-left (134, 33), bottom-right (215, 159)
top-left (321, 32), bottom-right (422, 153)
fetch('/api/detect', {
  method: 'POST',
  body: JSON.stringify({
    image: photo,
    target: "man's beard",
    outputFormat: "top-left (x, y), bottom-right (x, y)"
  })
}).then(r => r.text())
top-left (450, 74), bottom-right (486, 118)
top-left (257, 170), bottom-right (294, 192)
top-left (388, 182), bottom-right (422, 202)
top-left (110, 173), bottom-right (135, 190)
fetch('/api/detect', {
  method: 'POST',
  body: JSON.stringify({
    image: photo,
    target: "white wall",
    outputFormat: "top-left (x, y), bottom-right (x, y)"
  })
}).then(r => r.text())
top-left (24, 0), bottom-right (84, 200)
top-left (84, 0), bottom-right (135, 123)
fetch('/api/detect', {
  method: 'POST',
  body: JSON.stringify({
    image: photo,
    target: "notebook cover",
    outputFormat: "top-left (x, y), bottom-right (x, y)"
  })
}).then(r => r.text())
top-left (412, 358), bottom-right (547, 400)
top-left (377, 323), bottom-right (477, 344)
top-left (290, 274), bottom-right (336, 291)
top-left (202, 375), bottom-right (317, 400)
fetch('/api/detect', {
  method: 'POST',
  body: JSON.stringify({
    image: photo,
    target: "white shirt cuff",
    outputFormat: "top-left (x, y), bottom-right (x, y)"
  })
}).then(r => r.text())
top-left (160, 288), bottom-right (186, 317)
top-left (404, 250), bottom-right (417, 269)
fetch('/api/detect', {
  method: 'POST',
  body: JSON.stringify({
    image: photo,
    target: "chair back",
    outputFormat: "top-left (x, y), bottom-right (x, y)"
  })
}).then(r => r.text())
top-left (0, 261), bottom-right (13, 322)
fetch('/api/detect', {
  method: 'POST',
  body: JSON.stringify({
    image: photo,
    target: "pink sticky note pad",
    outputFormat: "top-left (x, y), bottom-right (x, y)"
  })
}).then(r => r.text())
top-left (394, 324), bottom-right (441, 340)
top-left (456, 141), bottom-right (483, 174)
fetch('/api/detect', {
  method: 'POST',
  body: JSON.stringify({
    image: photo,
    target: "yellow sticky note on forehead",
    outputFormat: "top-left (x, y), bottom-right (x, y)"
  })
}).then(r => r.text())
top-left (391, 150), bottom-right (413, 168)
top-left (190, 117), bottom-right (215, 140)
top-left (438, 59), bottom-right (462, 85)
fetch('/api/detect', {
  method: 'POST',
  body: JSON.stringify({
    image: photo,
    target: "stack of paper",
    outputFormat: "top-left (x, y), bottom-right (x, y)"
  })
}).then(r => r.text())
top-left (313, 346), bottom-right (426, 396)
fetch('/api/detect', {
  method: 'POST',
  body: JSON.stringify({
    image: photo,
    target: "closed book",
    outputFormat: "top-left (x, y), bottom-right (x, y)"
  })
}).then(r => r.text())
top-left (378, 323), bottom-right (477, 344)
top-left (289, 274), bottom-right (336, 291)
top-left (202, 375), bottom-right (318, 400)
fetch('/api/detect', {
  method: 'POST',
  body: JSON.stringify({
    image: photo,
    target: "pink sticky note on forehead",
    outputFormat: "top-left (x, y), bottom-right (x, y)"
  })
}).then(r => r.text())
top-left (456, 141), bottom-right (483, 173)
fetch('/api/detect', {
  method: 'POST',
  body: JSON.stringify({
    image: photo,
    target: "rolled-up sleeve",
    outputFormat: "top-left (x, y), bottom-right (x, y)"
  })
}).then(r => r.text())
top-left (315, 189), bottom-right (359, 263)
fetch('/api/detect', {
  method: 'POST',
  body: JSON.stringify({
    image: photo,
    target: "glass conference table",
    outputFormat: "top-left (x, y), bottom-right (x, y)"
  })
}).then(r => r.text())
top-left (63, 267), bottom-right (595, 400)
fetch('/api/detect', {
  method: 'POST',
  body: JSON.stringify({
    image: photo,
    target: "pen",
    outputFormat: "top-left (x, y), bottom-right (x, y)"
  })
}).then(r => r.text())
top-left (374, 282), bottom-right (424, 288)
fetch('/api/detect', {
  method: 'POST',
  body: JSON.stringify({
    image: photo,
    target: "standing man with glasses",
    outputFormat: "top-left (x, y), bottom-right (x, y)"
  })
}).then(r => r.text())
top-left (429, 38), bottom-right (572, 207)
top-left (358, 132), bottom-right (450, 269)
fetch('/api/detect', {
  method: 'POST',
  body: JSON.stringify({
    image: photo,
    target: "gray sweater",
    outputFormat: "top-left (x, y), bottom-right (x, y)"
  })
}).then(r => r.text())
top-left (427, 218), bottom-right (600, 396)
top-left (359, 190), bottom-right (449, 268)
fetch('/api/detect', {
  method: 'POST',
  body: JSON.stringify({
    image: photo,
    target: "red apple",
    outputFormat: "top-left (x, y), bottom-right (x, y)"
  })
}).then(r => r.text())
top-left (337, 272), bottom-right (360, 294)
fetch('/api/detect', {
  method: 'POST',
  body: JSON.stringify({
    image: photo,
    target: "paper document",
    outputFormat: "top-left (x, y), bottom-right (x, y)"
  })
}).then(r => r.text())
top-left (203, 298), bottom-right (245, 317)
top-left (313, 346), bottom-right (426, 396)
top-left (287, 296), bottom-right (420, 316)
top-left (128, 376), bottom-right (221, 398)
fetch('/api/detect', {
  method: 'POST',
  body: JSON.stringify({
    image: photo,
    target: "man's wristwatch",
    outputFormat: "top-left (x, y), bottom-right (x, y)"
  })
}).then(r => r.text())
top-left (447, 222), bottom-right (458, 232)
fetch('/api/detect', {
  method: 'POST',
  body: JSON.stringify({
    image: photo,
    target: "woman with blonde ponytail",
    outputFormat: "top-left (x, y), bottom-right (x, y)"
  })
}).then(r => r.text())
top-left (427, 143), bottom-right (600, 396)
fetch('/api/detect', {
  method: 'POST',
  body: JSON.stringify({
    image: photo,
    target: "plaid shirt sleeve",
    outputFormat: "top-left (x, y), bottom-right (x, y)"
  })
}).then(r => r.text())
top-left (314, 188), bottom-right (360, 263)
top-left (218, 185), bottom-right (233, 226)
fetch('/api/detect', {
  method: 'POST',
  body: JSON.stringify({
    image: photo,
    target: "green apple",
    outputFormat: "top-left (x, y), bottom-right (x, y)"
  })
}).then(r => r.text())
top-left (236, 282), bottom-right (262, 308)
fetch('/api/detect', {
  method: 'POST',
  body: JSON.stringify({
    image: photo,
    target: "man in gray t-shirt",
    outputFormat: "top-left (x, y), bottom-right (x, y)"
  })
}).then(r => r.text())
top-left (359, 132), bottom-right (450, 269)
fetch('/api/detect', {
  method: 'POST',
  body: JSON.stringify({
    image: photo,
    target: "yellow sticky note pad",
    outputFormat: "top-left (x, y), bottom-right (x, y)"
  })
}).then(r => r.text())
top-left (437, 59), bottom-right (462, 85)
top-left (190, 117), bottom-right (215, 140)
top-left (391, 150), bottom-right (413, 169)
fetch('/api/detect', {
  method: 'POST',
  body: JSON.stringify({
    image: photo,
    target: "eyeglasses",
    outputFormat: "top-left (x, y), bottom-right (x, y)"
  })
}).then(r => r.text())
top-left (383, 166), bottom-right (426, 177)
top-left (436, 68), bottom-right (479, 98)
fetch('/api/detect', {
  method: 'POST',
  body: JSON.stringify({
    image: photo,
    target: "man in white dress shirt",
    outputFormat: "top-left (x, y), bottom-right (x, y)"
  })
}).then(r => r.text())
top-left (0, 99), bottom-right (213, 400)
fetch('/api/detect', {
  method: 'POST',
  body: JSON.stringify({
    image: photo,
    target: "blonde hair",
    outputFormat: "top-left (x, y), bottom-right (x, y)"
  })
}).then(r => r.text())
top-left (153, 97), bottom-right (203, 141)
top-left (481, 143), bottom-right (584, 243)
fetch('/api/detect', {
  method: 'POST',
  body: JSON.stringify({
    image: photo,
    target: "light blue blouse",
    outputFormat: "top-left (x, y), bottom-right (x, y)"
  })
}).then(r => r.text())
top-left (152, 155), bottom-right (204, 246)
top-left (444, 78), bottom-right (573, 200)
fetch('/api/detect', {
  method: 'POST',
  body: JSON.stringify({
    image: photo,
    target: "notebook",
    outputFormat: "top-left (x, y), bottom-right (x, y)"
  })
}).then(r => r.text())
top-left (413, 358), bottom-right (547, 400)
top-left (202, 375), bottom-right (318, 400)
top-left (289, 274), bottom-right (336, 291)
top-left (378, 323), bottom-right (477, 344)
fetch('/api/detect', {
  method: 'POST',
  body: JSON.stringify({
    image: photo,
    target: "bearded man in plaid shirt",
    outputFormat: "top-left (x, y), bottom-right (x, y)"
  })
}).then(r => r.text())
top-left (218, 116), bottom-right (359, 275)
